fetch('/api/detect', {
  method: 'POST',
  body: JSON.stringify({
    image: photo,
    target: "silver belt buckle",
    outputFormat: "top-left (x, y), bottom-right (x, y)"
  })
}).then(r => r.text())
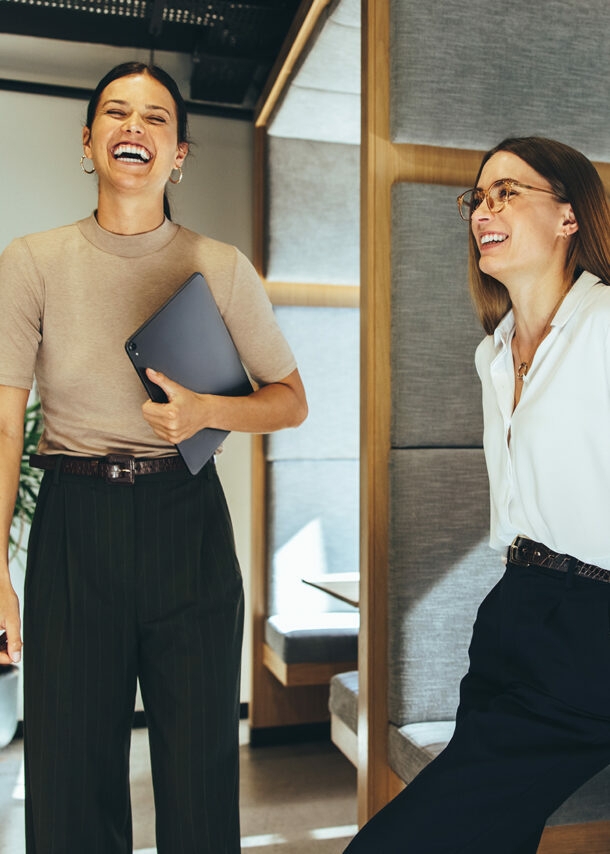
top-left (103, 454), bottom-right (136, 485)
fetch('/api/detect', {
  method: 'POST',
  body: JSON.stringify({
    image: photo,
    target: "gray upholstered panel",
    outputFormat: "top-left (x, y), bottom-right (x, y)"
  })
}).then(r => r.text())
top-left (267, 459), bottom-right (359, 616)
top-left (266, 137), bottom-right (360, 285)
top-left (329, 670), bottom-right (359, 734)
top-left (390, 0), bottom-right (610, 161)
top-left (265, 613), bottom-right (358, 664)
top-left (267, 306), bottom-right (359, 462)
top-left (268, 0), bottom-right (360, 144)
top-left (391, 183), bottom-right (484, 448)
top-left (548, 765), bottom-right (610, 825)
top-left (387, 449), bottom-right (505, 724)
top-left (389, 721), bottom-right (455, 784)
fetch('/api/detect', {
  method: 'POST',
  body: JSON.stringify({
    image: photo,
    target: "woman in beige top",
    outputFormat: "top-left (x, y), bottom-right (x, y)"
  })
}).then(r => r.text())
top-left (0, 62), bottom-right (306, 854)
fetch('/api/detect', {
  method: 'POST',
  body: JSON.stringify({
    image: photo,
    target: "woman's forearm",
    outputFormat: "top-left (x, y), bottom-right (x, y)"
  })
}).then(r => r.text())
top-left (142, 368), bottom-right (308, 445)
top-left (0, 386), bottom-right (30, 572)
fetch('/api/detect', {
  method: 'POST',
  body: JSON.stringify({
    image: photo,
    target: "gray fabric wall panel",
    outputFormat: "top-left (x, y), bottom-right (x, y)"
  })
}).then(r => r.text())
top-left (387, 449), bottom-right (504, 725)
top-left (268, 0), bottom-right (360, 144)
top-left (268, 88), bottom-right (360, 146)
top-left (390, 0), bottom-right (610, 161)
top-left (266, 137), bottom-right (360, 285)
top-left (267, 459), bottom-right (359, 616)
top-left (267, 306), bottom-right (359, 461)
top-left (391, 183), bottom-right (484, 448)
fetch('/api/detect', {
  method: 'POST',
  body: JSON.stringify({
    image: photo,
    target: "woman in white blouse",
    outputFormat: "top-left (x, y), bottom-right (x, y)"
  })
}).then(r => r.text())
top-left (344, 137), bottom-right (610, 853)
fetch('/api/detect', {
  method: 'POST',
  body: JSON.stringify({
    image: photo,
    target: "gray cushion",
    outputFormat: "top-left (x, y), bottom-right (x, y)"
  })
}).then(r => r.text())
top-left (389, 721), bottom-right (455, 784)
top-left (391, 183), bottom-right (483, 448)
top-left (265, 137), bottom-right (360, 285)
top-left (266, 613), bottom-right (359, 664)
top-left (389, 0), bottom-right (610, 161)
top-left (267, 0), bottom-right (360, 145)
top-left (267, 306), bottom-right (359, 461)
top-left (388, 449), bottom-right (505, 724)
top-left (329, 669), bottom-right (359, 734)
top-left (388, 720), bottom-right (610, 826)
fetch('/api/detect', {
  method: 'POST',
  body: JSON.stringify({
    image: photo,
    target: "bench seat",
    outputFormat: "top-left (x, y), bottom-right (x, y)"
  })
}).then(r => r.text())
top-left (264, 613), bottom-right (358, 687)
top-left (331, 670), bottom-right (610, 827)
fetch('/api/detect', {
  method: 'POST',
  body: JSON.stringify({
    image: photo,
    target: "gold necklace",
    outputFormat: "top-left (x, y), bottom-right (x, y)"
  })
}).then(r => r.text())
top-left (513, 288), bottom-right (569, 381)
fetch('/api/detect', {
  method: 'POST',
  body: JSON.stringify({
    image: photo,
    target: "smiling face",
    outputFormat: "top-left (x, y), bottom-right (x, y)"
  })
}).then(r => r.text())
top-left (82, 72), bottom-right (188, 200)
top-left (472, 151), bottom-right (577, 290)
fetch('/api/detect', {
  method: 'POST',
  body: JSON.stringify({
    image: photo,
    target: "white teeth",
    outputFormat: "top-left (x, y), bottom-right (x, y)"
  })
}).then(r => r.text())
top-left (481, 233), bottom-right (507, 245)
top-left (112, 144), bottom-right (151, 162)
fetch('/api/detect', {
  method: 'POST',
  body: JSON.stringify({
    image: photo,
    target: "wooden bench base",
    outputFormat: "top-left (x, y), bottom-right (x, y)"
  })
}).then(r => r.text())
top-left (263, 642), bottom-right (356, 687)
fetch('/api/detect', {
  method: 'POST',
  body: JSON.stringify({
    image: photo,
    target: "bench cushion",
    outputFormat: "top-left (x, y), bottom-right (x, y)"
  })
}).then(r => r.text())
top-left (265, 613), bottom-right (359, 664)
top-left (329, 669), bottom-right (359, 734)
top-left (388, 720), bottom-right (610, 826)
top-left (333, 673), bottom-right (610, 827)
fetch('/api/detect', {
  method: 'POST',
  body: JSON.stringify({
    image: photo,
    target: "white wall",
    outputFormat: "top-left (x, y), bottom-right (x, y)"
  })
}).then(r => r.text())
top-left (0, 87), bottom-right (255, 703)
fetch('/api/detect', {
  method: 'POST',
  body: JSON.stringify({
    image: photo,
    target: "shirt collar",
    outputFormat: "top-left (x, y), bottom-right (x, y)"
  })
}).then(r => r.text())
top-left (77, 212), bottom-right (180, 258)
top-left (492, 270), bottom-right (602, 351)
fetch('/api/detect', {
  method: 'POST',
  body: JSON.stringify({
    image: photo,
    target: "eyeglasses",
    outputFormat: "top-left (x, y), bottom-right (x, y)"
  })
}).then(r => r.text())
top-left (456, 178), bottom-right (558, 221)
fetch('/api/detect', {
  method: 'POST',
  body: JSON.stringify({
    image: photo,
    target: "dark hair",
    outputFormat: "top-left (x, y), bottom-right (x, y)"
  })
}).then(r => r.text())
top-left (468, 136), bottom-right (610, 334)
top-left (85, 62), bottom-right (190, 220)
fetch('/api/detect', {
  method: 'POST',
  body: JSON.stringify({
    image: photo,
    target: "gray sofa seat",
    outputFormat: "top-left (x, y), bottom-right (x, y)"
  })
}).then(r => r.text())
top-left (329, 669), bottom-right (359, 735)
top-left (331, 673), bottom-right (610, 827)
top-left (265, 612), bottom-right (359, 664)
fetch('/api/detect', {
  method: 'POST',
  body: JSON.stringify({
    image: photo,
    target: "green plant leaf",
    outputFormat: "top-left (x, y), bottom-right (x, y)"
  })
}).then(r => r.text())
top-left (9, 399), bottom-right (43, 559)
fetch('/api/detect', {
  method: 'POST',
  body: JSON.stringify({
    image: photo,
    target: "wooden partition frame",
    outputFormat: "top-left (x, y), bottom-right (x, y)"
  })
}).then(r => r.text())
top-left (249, 0), bottom-right (360, 734)
top-left (360, 2), bottom-right (610, 849)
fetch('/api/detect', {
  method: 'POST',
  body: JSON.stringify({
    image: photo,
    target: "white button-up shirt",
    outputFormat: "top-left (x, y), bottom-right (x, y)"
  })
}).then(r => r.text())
top-left (475, 271), bottom-right (610, 569)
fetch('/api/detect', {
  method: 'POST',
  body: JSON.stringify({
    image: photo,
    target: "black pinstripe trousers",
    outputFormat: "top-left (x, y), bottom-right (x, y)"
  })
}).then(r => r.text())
top-left (344, 560), bottom-right (610, 853)
top-left (23, 460), bottom-right (244, 854)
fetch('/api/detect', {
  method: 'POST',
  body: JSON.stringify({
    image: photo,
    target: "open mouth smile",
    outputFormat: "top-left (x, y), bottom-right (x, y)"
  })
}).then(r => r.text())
top-left (112, 144), bottom-right (152, 163)
top-left (480, 232), bottom-right (508, 247)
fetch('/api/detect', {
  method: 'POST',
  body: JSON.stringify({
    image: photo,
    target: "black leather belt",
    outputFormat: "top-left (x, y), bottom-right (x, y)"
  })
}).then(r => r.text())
top-left (508, 536), bottom-right (610, 584)
top-left (30, 453), bottom-right (187, 485)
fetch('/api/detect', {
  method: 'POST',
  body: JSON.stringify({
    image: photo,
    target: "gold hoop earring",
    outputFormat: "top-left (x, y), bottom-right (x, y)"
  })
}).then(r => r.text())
top-left (169, 166), bottom-right (183, 185)
top-left (80, 155), bottom-right (95, 175)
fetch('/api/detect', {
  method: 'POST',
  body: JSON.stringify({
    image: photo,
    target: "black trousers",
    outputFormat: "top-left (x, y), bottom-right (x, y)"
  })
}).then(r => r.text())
top-left (344, 560), bottom-right (610, 853)
top-left (23, 461), bottom-right (244, 854)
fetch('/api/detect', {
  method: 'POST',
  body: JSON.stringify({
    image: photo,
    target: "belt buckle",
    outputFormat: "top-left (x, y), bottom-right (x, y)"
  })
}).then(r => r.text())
top-left (103, 454), bottom-right (136, 485)
top-left (508, 540), bottom-right (530, 567)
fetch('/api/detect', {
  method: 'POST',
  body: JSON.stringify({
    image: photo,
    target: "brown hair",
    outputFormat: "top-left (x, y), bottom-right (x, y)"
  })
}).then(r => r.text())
top-left (468, 137), bottom-right (610, 334)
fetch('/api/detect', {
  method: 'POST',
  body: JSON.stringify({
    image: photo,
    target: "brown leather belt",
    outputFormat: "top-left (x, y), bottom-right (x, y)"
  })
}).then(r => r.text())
top-left (30, 453), bottom-right (187, 485)
top-left (508, 536), bottom-right (610, 584)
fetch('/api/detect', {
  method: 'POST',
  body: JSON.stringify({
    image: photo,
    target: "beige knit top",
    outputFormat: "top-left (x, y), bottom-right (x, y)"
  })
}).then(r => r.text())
top-left (0, 214), bottom-right (296, 457)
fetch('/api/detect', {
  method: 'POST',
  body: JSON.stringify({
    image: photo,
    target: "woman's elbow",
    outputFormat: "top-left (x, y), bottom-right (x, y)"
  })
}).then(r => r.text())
top-left (291, 395), bottom-right (308, 428)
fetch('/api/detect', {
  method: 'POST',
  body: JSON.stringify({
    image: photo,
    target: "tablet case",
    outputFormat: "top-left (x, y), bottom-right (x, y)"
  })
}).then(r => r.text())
top-left (125, 271), bottom-right (253, 474)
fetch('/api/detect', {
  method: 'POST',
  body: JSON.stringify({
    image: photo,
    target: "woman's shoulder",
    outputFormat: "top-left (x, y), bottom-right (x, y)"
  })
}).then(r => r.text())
top-left (174, 225), bottom-right (258, 285)
top-left (175, 224), bottom-right (240, 262)
top-left (3, 220), bottom-right (84, 260)
top-left (574, 271), bottom-right (610, 318)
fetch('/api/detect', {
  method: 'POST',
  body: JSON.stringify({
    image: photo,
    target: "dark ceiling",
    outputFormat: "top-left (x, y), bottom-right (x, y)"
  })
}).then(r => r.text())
top-left (0, 0), bottom-right (303, 118)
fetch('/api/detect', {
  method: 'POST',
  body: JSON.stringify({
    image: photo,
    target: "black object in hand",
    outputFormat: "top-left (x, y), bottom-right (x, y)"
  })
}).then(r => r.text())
top-left (0, 632), bottom-right (7, 654)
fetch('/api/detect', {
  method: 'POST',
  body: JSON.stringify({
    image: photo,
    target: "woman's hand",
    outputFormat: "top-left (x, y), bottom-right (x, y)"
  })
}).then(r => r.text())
top-left (141, 369), bottom-right (210, 444)
top-left (141, 366), bottom-right (307, 443)
top-left (0, 573), bottom-right (22, 665)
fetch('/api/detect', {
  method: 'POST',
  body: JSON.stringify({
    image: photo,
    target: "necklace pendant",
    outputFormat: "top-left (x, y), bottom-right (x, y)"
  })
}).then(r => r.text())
top-left (517, 361), bottom-right (529, 380)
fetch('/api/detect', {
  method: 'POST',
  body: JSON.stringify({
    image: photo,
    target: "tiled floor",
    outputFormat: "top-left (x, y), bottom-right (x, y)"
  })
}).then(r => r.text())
top-left (0, 722), bottom-right (357, 853)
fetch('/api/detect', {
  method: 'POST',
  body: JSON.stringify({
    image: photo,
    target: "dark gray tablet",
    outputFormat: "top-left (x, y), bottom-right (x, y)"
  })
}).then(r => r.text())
top-left (125, 271), bottom-right (253, 475)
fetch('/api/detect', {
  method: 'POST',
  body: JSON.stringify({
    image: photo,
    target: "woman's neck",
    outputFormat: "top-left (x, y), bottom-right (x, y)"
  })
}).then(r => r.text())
top-left (95, 190), bottom-right (166, 235)
top-left (510, 276), bottom-right (570, 348)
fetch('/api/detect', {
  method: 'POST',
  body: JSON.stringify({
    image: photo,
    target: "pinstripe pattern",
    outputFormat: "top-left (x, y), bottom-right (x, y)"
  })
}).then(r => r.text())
top-left (23, 461), bottom-right (244, 854)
